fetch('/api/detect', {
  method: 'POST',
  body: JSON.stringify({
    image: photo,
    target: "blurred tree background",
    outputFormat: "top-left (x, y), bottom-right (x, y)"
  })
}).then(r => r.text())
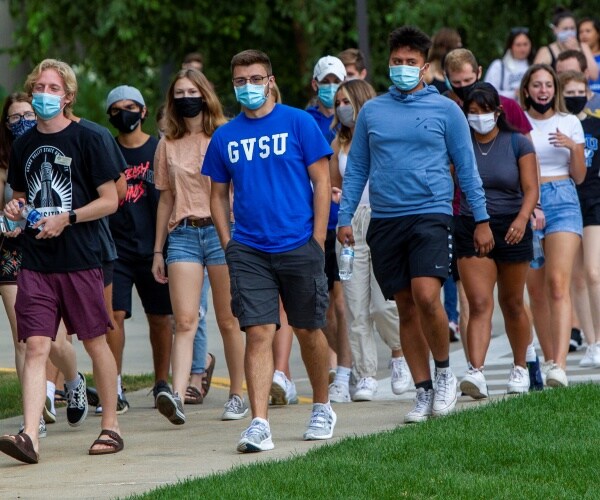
top-left (2, 0), bottom-right (595, 133)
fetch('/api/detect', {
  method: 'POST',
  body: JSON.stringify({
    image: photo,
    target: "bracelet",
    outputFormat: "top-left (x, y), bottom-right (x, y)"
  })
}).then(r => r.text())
top-left (154, 251), bottom-right (163, 254)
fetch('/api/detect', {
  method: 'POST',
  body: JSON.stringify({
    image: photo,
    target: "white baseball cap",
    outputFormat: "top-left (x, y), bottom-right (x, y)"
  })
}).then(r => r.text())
top-left (313, 56), bottom-right (347, 82)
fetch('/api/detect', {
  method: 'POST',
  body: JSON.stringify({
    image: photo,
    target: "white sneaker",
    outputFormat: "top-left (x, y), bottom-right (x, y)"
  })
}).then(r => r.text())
top-left (303, 403), bottom-right (337, 440)
top-left (546, 364), bottom-right (568, 388)
top-left (594, 343), bottom-right (600, 368)
top-left (237, 418), bottom-right (274, 453)
top-left (270, 370), bottom-right (298, 405)
top-left (507, 365), bottom-right (529, 394)
top-left (433, 368), bottom-right (458, 416)
top-left (18, 417), bottom-right (47, 439)
top-left (404, 388), bottom-right (434, 423)
top-left (390, 357), bottom-right (412, 395)
top-left (459, 368), bottom-right (488, 400)
top-left (328, 382), bottom-right (351, 403)
top-left (580, 345), bottom-right (596, 368)
top-left (222, 394), bottom-right (249, 420)
top-left (540, 360), bottom-right (554, 385)
top-left (352, 377), bottom-right (378, 401)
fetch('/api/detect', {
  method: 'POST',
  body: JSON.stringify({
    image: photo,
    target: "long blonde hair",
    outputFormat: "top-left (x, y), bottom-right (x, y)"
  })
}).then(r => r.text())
top-left (331, 80), bottom-right (376, 149)
top-left (164, 69), bottom-right (226, 140)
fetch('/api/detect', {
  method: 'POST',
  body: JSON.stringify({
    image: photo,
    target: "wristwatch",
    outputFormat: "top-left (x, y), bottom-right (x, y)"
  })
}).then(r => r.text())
top-left (68, 210), bottom-right (77, 225)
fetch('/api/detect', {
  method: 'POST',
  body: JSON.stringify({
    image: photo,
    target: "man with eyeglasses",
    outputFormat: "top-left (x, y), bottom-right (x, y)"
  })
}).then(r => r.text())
top-left (203, 49), bottom-right (336, 453)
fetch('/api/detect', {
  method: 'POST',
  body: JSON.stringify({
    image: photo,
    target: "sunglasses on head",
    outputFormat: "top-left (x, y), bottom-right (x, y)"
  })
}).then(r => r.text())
top-left (510, 26), bottom-right (530, 35)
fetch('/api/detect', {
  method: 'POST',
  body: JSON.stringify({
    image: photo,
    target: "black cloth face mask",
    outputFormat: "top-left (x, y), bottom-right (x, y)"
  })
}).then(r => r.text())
top-left (109, 109), bottom-right (142, 133)
top-left (174, 97), bottom-right (204, 118)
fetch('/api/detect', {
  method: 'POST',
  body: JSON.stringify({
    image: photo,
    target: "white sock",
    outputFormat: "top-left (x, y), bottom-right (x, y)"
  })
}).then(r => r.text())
top-left (526, 342), bottom-right (537, 363)
top-left (64, 375), bottom-right (80, 393)
top-left (46, 381), bottom-right (56, 413)
top-left (117, 375), bottom-right (123, 397)
top-left (334, 366), bottom-right (351, 387)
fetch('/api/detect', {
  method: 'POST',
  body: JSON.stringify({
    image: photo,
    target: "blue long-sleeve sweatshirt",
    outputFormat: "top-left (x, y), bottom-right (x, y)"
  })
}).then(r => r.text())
top-left (338, 85), bottom-right (488, 226)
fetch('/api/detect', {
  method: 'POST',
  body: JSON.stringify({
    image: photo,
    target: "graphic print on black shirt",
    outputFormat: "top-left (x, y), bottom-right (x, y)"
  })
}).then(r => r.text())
top-left (577, 116), bottom-right (600, 200)
top-left (24, 145), bottom-right (72, 217)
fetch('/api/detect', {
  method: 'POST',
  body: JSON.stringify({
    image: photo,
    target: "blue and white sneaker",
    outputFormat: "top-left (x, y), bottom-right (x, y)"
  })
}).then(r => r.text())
top-left (237, 418), bottom-right (274, 453)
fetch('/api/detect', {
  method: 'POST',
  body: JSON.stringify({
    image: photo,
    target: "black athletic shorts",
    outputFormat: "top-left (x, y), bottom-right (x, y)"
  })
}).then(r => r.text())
top-left (454, 214), bottom-right (533, 262)
top-left (102, 260), bottom-right (114, 287)
top-left (112, 257), bottom-right (173, 318)
top-left (579, 198), bottom-right (600, 227)
top-left (367, 214), bottom-right (453, 300)
top-left (225, 237), bottom-right (329, 331)
top-left (324, 229), bottom-right (339, 291)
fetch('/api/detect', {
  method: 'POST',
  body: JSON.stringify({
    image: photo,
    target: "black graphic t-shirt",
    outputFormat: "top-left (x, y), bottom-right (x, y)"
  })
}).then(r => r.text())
top-left (109, 136), bottom-right (159, 261)
top-left (577, 116), bottom-right (600, 201)
top-left (79, 119), bottom-right (127, 262)
top-left (8, 121), bottom-right (121, 272)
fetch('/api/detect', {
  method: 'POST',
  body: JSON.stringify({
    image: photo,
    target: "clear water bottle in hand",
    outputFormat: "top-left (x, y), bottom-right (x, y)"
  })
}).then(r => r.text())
top-left (339, 245), bottom-right (354, 281)
top-left (19, 202), bottom-right (44, 231)
top-left (530, 229), bottom-right (544, 269)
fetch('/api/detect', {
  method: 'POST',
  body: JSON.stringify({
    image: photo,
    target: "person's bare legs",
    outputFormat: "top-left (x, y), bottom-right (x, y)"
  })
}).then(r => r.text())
top-left (394, 288), bottom-right (430, 383)
top-left (168, 262), bottom-right (203, 399)
top-left (21, 336), bottom-right (51, 452)
top-left (0, 285), bottom-right (24, 381)
top-left (293, 327), bottom-right (330, 403)
top-left (48, 327), bottom-right (78, 383)
top-left (544, 232), bottom-right (580, 369)
top-left (245, 324), bottom-right (276, 419)
top-left (497, 262), bottom-right (531, 368)
top-left (207, 264), bottom-right (245, 396)
top-left (411, 277), bottom-right (449, 363)
top-left (572, 245), bottom-right (594, 345)
top-left (147, 313), bottom-right (173, 383)
top-left (457, 257), bottom-right (497, 369)
top-left (83, 335), bottom-right (120, 451)
top-left (103, 282), bottom-right (123, 376)
top-left (457, 280), bottom-right (470, 365)
top-left (526, 266), bottom-right (553, 362)
top-left (273, 301), bottom-right (293, 378)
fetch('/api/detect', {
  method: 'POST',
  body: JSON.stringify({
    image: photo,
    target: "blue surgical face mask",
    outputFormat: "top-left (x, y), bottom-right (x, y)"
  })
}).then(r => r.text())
top-left (317, 84), bottom-right (339, 109)
top-left (32, 93), bottom-right (64, 120)
top-left (556, 29), bottom-right (577, 43)
top-left (9, 118), bottom-right (37, 138)
top-left (234, 83), bottom-right (268, 110)
top-left (389, 65), bottom-right (424, 91)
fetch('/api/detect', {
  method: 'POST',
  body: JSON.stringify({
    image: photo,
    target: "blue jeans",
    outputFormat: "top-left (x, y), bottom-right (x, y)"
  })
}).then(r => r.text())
top-left (191, 268), bottom-right (210, 374)
top-left (443, 275), bottom-right (459, 324)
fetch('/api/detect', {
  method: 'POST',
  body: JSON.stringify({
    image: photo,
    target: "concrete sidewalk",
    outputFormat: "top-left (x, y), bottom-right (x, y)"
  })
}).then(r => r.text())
top-left (0, 384), bottom-right (484, 499)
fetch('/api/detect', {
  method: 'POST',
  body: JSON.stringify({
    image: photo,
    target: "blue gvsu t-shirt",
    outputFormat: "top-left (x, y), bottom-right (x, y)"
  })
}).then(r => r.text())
top-left (202, 104), bottom-right (332, 253)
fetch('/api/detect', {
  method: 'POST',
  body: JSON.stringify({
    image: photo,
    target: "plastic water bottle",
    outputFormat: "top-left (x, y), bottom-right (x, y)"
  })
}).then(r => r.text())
top-left (19, 203), bottom-right (44, 231)
top-left (530, 230), bottom-right (544, 269)
top-left (339, 245), bottom-right (354, 281)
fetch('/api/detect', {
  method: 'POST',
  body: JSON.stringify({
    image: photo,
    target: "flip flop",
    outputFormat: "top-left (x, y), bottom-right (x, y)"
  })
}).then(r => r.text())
top-left (184, 385), bottom-right (203, 405)
top-left (202, 353), bottom-right (216, 397)
top-left (88, 429), bottom-right (124, 456)
top-left (0, 433), bottom-right (39, 464)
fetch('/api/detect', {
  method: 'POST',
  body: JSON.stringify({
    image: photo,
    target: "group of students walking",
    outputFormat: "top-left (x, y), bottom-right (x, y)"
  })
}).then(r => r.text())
top-left (1, 13), bottom-right (600, 465)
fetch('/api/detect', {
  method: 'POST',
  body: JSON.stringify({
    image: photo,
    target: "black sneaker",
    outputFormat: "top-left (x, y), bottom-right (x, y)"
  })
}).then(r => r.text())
top-left (86, 386), bottom-right (100, 407)
top-left (152, 380), bottom-right (171, 407)
top-left (65, 372), bottom-right (88, 427)
top-left (156, 391), bottom-right (185, 425)
top-left (116, 394), bottom-right (129, 415)
top-left (569, 328), bottom-right (583, 352)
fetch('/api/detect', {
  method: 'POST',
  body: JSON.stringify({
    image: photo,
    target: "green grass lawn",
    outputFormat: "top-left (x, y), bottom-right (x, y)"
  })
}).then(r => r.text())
top-left (0, 371), bottom-right (155, 419)
top-left (127, 384), bottom-right (600, 499)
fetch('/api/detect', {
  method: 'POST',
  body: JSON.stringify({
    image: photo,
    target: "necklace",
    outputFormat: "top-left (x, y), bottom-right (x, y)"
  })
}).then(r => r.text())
top-left (475, 134), bottom-right (498, 156)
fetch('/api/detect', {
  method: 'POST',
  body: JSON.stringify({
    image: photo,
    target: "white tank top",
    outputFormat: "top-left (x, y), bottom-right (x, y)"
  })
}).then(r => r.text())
top-left (339, 148), bottom-right (370, 206)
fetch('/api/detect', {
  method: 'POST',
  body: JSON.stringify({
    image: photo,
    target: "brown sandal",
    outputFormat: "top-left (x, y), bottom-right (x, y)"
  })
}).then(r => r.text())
top-left (89, 429), bottom-right (124, 456)
top-left (184, 385), bottom-right (204, 405)
top-left (0, 432), bottom-right (39, 464)
top-left (202, 353), bottom-right (216, 397)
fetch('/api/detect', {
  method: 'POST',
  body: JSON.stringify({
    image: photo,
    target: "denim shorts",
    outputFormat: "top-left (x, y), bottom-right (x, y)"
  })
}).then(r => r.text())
top-left (540, 179), bottom-right (582, 237)
top-left (166, 222), bottom-right (231, 266)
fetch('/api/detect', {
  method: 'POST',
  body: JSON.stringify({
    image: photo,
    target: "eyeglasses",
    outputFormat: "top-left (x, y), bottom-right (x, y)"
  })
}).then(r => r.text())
top-left (7, 111), bottom-right (36, 124)
top-left (510, 26), bottom-right (529, 35)
top-left (232, 75), bottom-right (270, 87)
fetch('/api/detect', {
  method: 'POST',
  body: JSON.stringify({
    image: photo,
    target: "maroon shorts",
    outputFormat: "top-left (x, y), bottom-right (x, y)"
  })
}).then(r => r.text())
top-left (15, 268), bottom-right (111, 342)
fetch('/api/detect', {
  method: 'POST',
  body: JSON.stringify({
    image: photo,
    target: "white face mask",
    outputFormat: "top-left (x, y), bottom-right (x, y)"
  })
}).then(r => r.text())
top-left (467, 112), bottom-right (497, 135)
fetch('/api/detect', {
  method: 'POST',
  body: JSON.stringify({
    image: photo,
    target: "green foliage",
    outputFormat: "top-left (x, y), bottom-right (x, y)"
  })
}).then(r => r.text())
top-left (4, 0), bottom-right (595, 122)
